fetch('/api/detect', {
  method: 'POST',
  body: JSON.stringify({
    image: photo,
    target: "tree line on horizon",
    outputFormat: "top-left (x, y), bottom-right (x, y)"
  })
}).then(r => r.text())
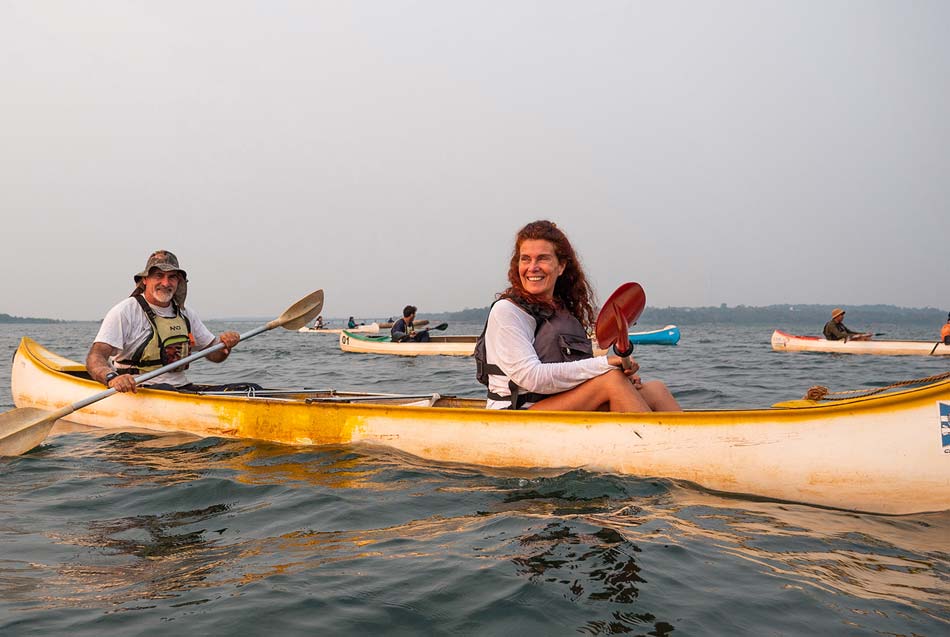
top-left (0, 313), bottom-right (63, 324)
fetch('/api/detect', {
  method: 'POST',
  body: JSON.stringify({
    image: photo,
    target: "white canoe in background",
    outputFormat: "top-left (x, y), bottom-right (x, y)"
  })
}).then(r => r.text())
top-left (340, 330), bottom-right (476, 356)
top-left (772, 330), bottom-right (950, 356)
top-left (299, 322), bottom-right (381, 335)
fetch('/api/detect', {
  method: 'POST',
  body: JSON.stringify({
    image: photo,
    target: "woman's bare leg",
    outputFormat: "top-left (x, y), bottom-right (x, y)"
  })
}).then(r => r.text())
top-left (637, 380), bottom-right (682, 411)
top-left (529, 369), bottom-right (651, 412)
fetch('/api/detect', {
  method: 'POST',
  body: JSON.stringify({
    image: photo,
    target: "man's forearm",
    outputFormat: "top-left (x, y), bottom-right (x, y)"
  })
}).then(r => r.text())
top-left (85, 356), bottom-right (114, 384)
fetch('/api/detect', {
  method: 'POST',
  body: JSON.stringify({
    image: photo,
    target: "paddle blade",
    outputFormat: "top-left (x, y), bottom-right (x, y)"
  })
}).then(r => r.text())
top-left (430, 322), bottom-right (448, 331)
top-left (268, 289), bottom-right (325, 330)
top-left (0, 407), bottom-right (59, 456)
top-left (595, 283), bottom-right (646, 349)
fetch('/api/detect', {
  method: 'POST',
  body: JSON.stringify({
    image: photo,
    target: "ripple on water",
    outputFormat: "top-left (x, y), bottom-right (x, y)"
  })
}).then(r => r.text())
top-left (1, 323), bottom-right (949, 635)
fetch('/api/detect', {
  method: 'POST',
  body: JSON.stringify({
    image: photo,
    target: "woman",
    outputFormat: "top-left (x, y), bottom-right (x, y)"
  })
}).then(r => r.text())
top-left (483, 220), bottom-right (680, 412)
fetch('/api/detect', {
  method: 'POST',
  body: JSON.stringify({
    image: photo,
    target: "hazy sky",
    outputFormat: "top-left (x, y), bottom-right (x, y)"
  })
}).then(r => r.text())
top-left (3, 1), bottom-right (948, 320)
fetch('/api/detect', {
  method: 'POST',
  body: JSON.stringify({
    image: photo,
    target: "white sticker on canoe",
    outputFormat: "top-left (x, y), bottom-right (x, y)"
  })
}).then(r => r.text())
top-left (941, 402), bottom-right (950, 453)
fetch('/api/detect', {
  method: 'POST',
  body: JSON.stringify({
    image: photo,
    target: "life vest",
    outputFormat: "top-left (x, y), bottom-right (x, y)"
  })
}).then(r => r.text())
top-left (390, 317), bottom-right (414, 342)
top-left (476, 298), bottom-right (593, 409)
top-left (115, 295), bottom-right (194, 374)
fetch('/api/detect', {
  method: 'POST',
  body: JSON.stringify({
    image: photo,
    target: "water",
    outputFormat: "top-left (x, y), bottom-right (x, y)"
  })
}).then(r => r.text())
top-left (1, 321), bottom-right (948, 635)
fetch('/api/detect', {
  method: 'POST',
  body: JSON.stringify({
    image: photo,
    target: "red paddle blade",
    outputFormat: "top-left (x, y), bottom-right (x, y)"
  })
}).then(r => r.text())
top-left (595, 282), bottom-right (646, 349)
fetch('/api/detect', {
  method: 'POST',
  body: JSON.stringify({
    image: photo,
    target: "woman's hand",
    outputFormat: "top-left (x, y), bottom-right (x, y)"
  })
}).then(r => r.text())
top-left (607, 355), bottom-right (640, 376)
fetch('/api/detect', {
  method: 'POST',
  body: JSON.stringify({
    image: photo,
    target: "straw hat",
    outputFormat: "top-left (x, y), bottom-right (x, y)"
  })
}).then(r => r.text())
top-left (831, 308), bottom-right (845, 320)
top-left (130, 250), bottom-right (188, 306)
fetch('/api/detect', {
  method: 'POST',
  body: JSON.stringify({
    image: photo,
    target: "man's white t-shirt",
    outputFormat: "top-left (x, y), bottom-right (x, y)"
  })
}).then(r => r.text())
top-left (484, 300), bottom-right (613, 409)
top-left (93, 297), bottom-right (216, 386)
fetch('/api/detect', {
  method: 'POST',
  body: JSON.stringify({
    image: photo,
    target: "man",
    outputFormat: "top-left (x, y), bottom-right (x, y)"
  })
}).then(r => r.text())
top-left (823, 308), bottom-right (872, 342)
top-left (85, 250), bottom-right (242, 393)
top-left (941, 312), bottom-right (950, 345)
top-left (391, 305), bottom-right (431, 343)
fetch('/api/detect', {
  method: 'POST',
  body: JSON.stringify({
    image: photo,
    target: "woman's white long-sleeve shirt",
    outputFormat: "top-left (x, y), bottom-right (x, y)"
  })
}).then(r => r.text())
top-left (485, 299), bottom-right (614, 409)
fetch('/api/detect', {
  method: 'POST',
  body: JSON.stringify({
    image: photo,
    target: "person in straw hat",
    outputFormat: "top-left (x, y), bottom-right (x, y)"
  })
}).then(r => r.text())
top-left (822, 307), bottom-right (872, 342)
top-left (85, 250), bottom-right (242, 393)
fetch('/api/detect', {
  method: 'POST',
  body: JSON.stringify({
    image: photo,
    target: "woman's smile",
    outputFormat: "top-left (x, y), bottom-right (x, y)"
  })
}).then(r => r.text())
top-left (518, 239), bottom-right (566, 299)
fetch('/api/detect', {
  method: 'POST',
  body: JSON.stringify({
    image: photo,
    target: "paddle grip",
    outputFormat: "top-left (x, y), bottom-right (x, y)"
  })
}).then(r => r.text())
top-left (612, 342), bottom-right (634, 359)
top-left (612, 343), bottom-right (634, 371)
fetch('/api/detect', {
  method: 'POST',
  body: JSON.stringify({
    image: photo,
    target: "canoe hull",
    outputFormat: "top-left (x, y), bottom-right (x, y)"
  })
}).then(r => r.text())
top-left (299, 322), bottom-right (381, 335)
top-left (340, 331), bottom-right (476, 356)
top-left (379, 320), bottom-right (429, 329)
top-left (772, 330), bottom-right (950, 356)
top-left (593, 325), bottom-right (681, 354)
top-left (629, 325), bottom-right (680, 345)
top-left (11, 337), bottom-right (950, 514)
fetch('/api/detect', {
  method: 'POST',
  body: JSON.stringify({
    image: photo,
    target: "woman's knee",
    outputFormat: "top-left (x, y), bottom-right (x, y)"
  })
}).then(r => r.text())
top-left (603, 368), bottom-right (633, 386)
top-left (639, 380), bottom-right (681, 410)
top-left (640, 380), bottom-right (670, 394)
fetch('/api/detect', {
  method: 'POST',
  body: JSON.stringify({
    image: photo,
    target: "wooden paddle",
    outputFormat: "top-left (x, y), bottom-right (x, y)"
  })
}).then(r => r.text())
top-left (594, 282), bottom-right (647, 371)
top-left (0, 289), bottom-right (324, 457)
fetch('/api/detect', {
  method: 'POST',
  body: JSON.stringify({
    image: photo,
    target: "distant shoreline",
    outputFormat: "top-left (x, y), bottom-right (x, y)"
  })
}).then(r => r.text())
top-left (0, 313), bottom-right (66, 324)
top-left (431, 303), bottom-right (949, 326)
top-left (5, 303), bottom-right (946, 326)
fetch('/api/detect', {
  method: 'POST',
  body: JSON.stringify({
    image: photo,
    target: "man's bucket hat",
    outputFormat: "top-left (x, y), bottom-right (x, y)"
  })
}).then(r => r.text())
top-left (131, 250), bottom-right (188, 306)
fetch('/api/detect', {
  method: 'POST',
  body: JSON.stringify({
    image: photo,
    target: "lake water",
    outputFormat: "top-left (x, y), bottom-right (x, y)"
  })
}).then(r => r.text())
top-left (1, 321), bottom-right (948, 635)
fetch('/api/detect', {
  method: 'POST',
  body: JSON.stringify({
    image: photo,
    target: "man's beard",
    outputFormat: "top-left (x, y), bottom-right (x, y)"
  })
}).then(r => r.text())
top-left (152, 287), bottom-right (175, 304)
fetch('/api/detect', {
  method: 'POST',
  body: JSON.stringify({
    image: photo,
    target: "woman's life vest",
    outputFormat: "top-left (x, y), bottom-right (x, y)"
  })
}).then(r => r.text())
top-left (115, 295), bottom-right (194, 374)
top-left (475, 298), bottom-right (593, 409)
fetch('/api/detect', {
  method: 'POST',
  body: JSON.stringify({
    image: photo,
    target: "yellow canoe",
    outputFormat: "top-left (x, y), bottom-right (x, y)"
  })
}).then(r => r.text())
top-left (11, 337), bottom-right (950, 515)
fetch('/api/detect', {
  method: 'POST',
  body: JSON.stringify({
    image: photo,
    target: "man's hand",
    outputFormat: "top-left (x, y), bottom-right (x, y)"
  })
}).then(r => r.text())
top-left (109, 374), bottom-right (137, 393)
top-left (218, 331), bottom-right (241, 355)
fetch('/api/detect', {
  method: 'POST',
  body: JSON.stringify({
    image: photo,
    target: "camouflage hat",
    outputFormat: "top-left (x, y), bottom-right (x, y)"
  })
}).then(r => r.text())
top-left (131, 250), bottom-right (188, 306)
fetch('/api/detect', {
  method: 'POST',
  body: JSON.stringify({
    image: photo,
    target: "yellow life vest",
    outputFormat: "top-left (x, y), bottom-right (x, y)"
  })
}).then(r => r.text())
top-left (116, 295), bottom-right (194, 374)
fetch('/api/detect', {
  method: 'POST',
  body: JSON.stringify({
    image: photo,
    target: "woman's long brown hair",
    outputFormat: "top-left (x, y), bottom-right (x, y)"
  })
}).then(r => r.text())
top-left (501, 220), bottom-right (597, 330)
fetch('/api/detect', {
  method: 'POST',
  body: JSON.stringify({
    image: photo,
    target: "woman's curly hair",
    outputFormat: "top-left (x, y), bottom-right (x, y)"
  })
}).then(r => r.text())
top-left (501, 220), bottom-right (597, 330)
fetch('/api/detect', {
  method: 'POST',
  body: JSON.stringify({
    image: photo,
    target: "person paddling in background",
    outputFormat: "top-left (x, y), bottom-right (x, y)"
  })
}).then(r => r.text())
top-left (941, 312), bottom-right (950, 345)
top-left (312, 315), bottom-right (325, 329)
top-left (391, 305), bottom-right (431, 343)
top-left (85, 250), bottom-right (242, 393)
top-left (482, 220), bottom-right (680, 412)
top-left (822, 308), bottom-right (872, 341)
